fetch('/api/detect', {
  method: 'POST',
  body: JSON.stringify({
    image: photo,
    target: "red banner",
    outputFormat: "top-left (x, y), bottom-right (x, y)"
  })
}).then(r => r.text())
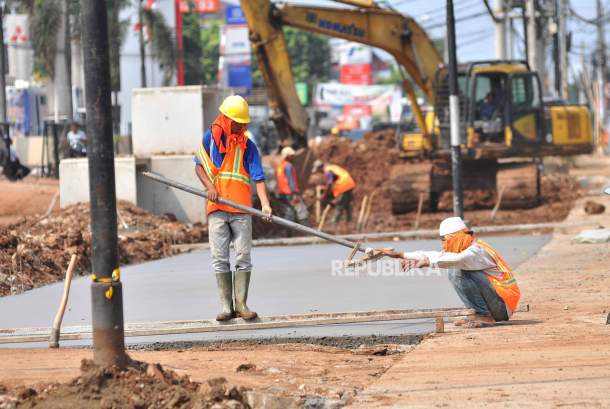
top-left (180, 0), bottom-right (219, 13)
top-left (343, 105), bottom-right (372, 117)
top-left (340, 63), bottom-right (372, 85)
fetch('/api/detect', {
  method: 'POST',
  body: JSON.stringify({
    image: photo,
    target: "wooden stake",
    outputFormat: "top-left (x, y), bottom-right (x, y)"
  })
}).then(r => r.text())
top-left (315, 185), bottom-right (323, 223)
top-left (356, 195), bottom-right (369, 232)
top-left (414, 192), bottom-right (425, 230)
top-left (490, 186), bottom-right (505, 220)
top-left (317, 204), bottom-right (332, 231)
top-left (49, 254), bottom-right (78, 348)
top-left (435, 317), bottom-right (445, 333)
top-left (362, 191), bottom-right (376, 231)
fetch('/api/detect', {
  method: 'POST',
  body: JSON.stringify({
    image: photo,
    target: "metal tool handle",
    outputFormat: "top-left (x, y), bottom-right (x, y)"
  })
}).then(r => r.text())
top-left (142, 171), bottom-right (366, 253)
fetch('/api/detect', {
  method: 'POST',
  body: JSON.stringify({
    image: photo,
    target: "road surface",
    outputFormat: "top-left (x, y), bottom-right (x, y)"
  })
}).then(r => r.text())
top-left (0, 234), bottom-right (549, 347)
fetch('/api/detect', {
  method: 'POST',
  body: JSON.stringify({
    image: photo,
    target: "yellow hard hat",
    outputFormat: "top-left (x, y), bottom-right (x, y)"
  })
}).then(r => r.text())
top-left (219, 95), bottom-right (250, 124)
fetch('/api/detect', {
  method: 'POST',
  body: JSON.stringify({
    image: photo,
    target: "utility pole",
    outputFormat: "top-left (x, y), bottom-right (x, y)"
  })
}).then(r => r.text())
top-left (494, 0), bottom-right (507, 60)
top-left (64, 0), bottom-right (73, 122)
top-left (558, 0), bottom-right (568, 99)
top-left (81, 0), bottom-right (128, 368)
top-left (175, 0), bottom-right (185, 86)
top-left (447, 0), bottom-right (463, 218)
top-left (138, 0), bottom-right (147, 88)
top-left (0, 3), bottom-right (7, 128)
top-left (526, 0), bottom-right (540, 75)
top-left (596, 0), bottom-right (606, 148)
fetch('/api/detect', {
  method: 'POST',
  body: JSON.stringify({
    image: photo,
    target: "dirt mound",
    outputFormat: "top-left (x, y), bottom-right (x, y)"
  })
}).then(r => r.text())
top-left (0, 201), bottom-right (208, 297)
top-left (1, 359), bottom-right (250, 409)
top-left (308, 133), bottom-right (583, 234)
top-left (311, 130), bottom-right (402, 214)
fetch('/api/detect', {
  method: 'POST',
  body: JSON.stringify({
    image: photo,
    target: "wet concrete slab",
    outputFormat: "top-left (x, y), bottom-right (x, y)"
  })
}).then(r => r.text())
top-left (0, 234), bottom-right (549, 347)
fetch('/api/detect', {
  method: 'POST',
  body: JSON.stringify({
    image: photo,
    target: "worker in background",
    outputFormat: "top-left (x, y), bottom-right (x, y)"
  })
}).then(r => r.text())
top-left (276, 146), bottom-right (309, 224)
top-left (479, 92), bottom-right (498, 120)
top-left (194, 95), bottom-right (272, 322)
top-left (330, 127), bottom-right (340, 137)
top-left (313, 159), bottom-right (356, 223)
top-left (380, 217), bottom-right (520, 328)
top-left (0, 129), bottom-right (30, 181)
top-left (67, 121), bottom-right (87, 157)
top-left (276, 147), bottom-right (300, 201)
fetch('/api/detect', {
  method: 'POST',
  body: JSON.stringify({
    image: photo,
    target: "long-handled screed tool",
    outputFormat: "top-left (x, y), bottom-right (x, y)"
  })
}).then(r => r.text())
top-left (143, 172), bottom-right (385, 264)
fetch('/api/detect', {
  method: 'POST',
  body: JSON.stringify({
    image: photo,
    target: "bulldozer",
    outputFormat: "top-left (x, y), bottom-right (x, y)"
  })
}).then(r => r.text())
top-left (240, 0), bottom-right (592, 213)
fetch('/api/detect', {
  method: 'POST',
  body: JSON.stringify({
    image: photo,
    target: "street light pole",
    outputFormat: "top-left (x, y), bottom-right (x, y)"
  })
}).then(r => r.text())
top-left (0, 3), bottom-right (7, 126)
top-left (447, 0), bottom-right (463, 218)
top-left (81, 0), bottom-right (128, 368)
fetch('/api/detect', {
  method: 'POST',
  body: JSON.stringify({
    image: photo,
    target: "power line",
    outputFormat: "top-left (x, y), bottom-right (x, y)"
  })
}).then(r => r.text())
top-left (424, 10), bottom-right (488, 30)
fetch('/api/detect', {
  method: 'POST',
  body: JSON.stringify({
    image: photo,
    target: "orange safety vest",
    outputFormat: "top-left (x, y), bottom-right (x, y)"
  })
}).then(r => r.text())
top-left (276, 159), bottom-right (299, 195)
top-left (196, 124), bottom-right (251, 215)
top-left (325, 164), bottom-right (356, 197)
top-left (476, 239), bottom-right (521, 315)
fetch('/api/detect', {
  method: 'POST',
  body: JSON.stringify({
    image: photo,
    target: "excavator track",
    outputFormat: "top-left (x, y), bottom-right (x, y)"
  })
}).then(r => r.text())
top-left (389, 159), bottom-right (541, 214)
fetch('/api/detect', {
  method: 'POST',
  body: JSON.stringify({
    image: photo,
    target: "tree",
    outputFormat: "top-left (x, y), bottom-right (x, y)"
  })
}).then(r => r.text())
top-left (182, 12), bottom-right (202, 85)
top-left (142, 7), bottom-right (176, 86)
top-left (200, 19), bottom-right (221, 85)
top-left (251, 27), bottom-right (331, 91)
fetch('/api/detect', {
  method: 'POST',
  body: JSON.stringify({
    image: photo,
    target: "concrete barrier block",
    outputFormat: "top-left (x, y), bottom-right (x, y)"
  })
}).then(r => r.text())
top-left (137, 155), bottom-right (206, 224)
top-left (59, 157), bottom-right (137, 207)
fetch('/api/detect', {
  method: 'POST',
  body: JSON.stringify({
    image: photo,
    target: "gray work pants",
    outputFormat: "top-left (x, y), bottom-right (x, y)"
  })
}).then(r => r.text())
top-left (208, 211), bottom-right (252, 274)
top-left (448, 270), bottom-right (510, 322)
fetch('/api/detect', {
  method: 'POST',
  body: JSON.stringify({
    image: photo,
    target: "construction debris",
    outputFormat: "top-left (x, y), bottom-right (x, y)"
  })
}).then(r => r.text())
top-left (584, 200), bottom-right (606, 215)
top-left (309, 132), bottom-right (583, 234)
top-left (0, 359), bottom-right (250, 409)
top-left (0, 201), bottom-right (208, 297)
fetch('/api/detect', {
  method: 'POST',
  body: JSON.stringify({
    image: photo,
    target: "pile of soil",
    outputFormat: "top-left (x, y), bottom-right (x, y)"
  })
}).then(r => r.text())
top-left (0, 359), bottom-right (250, 409)
top-left (308, 133), bottom-right (583, 234)
top-left (311, 130), bottom-right (402, 215)
top-left (0, 201), bottom-right (208, 297)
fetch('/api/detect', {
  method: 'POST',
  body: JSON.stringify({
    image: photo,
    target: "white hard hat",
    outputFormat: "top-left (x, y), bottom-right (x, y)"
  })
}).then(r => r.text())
top-left (281, 146), bottom-right (296, 159)
top-left (439, 216), bottom-right (467, 237)
top-left (605, 187), bottom-right (610, 195)
top-left (312, 159), bottom-right (324, 171)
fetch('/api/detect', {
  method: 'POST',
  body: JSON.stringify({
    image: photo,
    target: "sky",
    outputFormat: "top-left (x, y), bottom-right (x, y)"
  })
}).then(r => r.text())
top-left (239, 0), bottom-right (607, 83)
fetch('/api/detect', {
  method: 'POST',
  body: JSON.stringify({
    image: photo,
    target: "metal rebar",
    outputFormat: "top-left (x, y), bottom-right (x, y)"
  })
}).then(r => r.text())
top-left (142, 171), bottom-right (367, 253)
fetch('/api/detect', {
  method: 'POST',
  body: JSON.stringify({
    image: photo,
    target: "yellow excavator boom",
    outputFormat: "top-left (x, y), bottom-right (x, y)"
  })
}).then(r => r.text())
top-left (240, 0), bottom-right (443, 146)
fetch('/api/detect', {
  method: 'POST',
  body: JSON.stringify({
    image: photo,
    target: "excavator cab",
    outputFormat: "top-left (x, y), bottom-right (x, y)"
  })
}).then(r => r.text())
top-left (464, 61), bottom-right (544, 148)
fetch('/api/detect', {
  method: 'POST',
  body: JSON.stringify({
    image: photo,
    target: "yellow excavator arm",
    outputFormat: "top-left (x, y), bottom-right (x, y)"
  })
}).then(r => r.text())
top-left (240, 0), bottom-right (443, 147)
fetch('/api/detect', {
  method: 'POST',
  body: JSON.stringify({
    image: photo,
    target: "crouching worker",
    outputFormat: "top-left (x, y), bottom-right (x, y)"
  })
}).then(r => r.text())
top-left (385, 217), bottom-right (520, 328)
top-left (194, 95), bottom-right (272, 322)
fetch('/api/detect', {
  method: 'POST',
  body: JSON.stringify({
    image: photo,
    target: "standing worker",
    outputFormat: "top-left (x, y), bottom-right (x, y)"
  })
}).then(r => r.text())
top-left (194, 95), bottom-right (272, 322)
top-left (276, 147), bottom-right (300, 201)
top-left (379, 217), bottom-right (521, 328)
top-left (276, 146), bottom-right (309, 224)
top-left (313, 160), bottom-right (356, 223)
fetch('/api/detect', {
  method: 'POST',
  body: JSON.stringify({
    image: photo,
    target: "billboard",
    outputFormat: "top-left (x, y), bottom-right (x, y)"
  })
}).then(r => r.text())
top-left (225, 5), bottom-right (246, 25)
top-left (339, 43), bottom-right (372, 65)
top-left (340, 63), bottom-right (373, 85)
top-left (314, 83), bottom-right (398, 106)
top-left (220, 26), bottom-right (250, 56)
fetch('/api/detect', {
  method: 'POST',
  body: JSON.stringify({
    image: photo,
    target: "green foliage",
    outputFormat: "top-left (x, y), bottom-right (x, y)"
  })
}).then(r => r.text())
top-left (29, 0), bottom-right (62, 79)
top-left (142, 8), bottom-right (176, 86)
top-left (183, 12), bottom-right (202, 85)
top-left (200, 19), bottom-right (220, 85)
top-left (107, 0), bottom-right (131, 91)
top-left (251, 27), bottom-right (331, 93)
top-left (283, 27), bottom-right (331, 84)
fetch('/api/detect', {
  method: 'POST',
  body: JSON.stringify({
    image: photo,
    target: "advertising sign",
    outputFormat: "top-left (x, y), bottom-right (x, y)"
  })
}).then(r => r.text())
top-left (225, 5), bottom-right (246, 25)
top-left (221, 26), bottom-right (250, 56)
top-left (314, 83), bottom-right (398, 106)
top-left (340, 63), bottom-right (373, 84)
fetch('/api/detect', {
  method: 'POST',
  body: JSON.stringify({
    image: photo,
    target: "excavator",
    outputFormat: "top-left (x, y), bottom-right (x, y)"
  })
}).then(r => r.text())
top-left (240, 0), bottom-right (592, 213)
